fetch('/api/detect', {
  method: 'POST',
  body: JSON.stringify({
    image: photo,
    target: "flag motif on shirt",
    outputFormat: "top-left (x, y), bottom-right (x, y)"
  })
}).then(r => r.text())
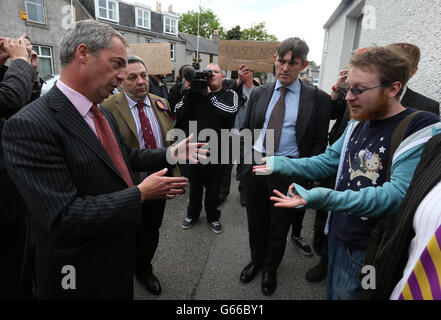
top-left (399, 224), bottom-right (441, 300)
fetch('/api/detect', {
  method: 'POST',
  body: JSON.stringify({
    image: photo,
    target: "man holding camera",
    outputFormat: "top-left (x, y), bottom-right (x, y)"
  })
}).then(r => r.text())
top-left (175, 63), bottom-right (238, 233)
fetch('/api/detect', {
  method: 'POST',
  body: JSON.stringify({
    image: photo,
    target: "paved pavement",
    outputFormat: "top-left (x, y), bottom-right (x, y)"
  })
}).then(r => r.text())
top-left (134, 170), bottom-right (327, 300)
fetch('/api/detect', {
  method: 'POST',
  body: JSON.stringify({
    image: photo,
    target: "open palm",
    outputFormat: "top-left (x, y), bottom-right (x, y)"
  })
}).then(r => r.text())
top-left (270, 185), bottom-right (306, 208)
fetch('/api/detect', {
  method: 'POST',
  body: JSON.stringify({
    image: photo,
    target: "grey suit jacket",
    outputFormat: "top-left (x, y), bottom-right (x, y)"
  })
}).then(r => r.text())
top-left (1, 86), bottom-right (173, 299)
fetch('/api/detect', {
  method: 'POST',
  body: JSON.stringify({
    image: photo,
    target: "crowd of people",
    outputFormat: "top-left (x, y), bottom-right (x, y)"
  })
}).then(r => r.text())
top-left (1, 19), bottom-right (440, 300)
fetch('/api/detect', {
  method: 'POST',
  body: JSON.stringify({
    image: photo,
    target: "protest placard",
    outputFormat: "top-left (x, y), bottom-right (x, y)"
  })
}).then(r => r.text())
top-left (218, 40), bottom-right (279, 73)
top-left (129, 43), bottom-right (172, 75)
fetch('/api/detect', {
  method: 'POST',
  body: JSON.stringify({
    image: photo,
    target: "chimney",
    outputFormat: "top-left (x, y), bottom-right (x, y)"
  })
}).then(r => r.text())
top-left (156, 2), bottom-right (161, 12)
top-left (211, 29), bottom-right (220, 41)
top-left (168, 4), bottom-right (173, 13)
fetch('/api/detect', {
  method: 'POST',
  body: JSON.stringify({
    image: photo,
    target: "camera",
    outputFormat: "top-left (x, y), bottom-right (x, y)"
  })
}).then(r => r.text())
top-left (182, 62), bottom-right (213, 94)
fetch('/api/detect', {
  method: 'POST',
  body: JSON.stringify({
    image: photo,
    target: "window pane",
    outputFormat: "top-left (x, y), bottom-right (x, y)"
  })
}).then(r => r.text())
top-left (138, 17), bottom-right (142, 26)
top-left (30, 0), bottom-right (43, 5)
top-left (99, 0), bottom-right (106, 7)
top-left (32, 46), bottom-right (40, 55)
top-left (39, 58), bottom-right (52, 78)
top-left (108, 1), bottom-right (115, 10)
top-left (27, 3), bottom-right (45, 23)
top-left (41, 47), bottom-right (51, 56)
top-left (99, 8), bottom-right (106, 17)
top-left (109, 10), bottom-right (115, 20)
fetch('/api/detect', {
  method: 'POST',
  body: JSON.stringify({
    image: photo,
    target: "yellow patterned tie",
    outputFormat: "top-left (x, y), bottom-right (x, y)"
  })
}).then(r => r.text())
top-left (399, 224), bottom-right (441, 300)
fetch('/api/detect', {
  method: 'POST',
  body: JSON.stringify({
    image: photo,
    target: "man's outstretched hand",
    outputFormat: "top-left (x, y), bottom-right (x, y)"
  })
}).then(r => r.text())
top-left (169, 133), bottom-right (209, 164)
top-left (270, 184), bottom-right (307, 208)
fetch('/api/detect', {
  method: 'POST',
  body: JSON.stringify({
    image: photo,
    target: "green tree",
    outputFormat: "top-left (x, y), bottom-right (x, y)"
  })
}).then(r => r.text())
top-left (179, 8), bottom-right (224, 39)
top-left (225, 25), bottom-right (242, 40)
top-left (241, 22), bottom-right (277, 41)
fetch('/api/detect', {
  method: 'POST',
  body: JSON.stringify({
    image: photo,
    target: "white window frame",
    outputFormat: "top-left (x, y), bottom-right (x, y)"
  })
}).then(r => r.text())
top-left (170, 43), bottom-right (175, 61)
top-left (25, 0), bottom-right (46, 24)
top-left (95, 0), bottom-right (119, 23)
top-left (33, 45), bottom-right (53, 77)
top-left (135, 7), bottom-right (151, 30)
top-left (163, 15), bottom-right (178, 36)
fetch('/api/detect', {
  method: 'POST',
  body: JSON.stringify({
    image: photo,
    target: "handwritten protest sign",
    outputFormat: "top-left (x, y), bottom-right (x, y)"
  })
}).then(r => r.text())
top-left (129, 43), bottom-right (172, 75)
top-left (218, 40), bottom-right (279, 73)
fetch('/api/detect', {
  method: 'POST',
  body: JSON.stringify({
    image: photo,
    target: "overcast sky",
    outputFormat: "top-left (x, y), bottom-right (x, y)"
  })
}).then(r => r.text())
top-left (123, 0), bottom-right (341, 64)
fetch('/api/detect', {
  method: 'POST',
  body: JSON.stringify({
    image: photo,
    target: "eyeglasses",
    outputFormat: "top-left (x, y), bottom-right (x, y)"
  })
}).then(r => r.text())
top-left (343, 84), bottom-right (384, 96)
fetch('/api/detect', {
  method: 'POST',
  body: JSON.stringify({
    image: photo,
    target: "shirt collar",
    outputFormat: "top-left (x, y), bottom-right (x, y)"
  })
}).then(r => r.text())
top-left (56, 79), bottom-right (94, 117)
top-left (275, 78), bottom-right (300, 94)
top-left (124, 92), bottom-right (151, 110)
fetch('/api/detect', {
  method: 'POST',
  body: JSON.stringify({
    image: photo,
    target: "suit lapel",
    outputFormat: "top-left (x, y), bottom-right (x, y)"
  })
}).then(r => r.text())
top-left (148, 94), bottom-right (173, 146)
top-left (114, 94), bottom-right (138, 141)
top-left (257, 83), bottom-right (276, 129)
top-left (296, 82), bottom-right (314, 144)
top-left (48, 86), bottom-right (123, 179)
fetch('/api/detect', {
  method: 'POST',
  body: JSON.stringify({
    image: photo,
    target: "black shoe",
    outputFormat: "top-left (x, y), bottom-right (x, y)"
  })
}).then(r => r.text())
top-left (306, 256), bottom-right (328, 283)
top-left (240, 263), bottom-right (261, 284)
top-left (291, 235), bottom-right (313, 257)
top-left (182, 217), bottom-right (197, 229)
top-left (210, 220), bottom-right (223, 234)
top-left (261, 272), bottom-right (277, 296)
top-left (137, 272), bottom-right (162, 296)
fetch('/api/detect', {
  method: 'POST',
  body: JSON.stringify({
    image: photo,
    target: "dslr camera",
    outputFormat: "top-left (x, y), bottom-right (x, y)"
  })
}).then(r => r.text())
top-left (182, 62), bottom-right (213, 94)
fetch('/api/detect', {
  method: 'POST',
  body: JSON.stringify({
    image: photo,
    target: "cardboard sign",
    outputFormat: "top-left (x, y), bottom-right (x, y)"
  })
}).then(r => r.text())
top-left (129, 43), bottom-right (172, 75)
top-left (218, 40), bottom-right (279, 73)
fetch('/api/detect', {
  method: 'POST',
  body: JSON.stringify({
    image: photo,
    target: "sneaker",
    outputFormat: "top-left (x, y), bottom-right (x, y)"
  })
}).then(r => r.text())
top-left (291, 236), bottom-right (313, 257)
top-left (181, 217), bottom-right (196, 229)
top-left (210, 221), bottom-right (223, 234)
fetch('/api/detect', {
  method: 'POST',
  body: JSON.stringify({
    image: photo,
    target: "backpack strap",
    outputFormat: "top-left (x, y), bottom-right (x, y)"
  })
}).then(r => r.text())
top-left (386, 111), bottom-right (422, 180)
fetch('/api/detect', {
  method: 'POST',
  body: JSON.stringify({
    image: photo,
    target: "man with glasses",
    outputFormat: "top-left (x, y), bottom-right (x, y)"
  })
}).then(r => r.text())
top-left (253, 46), bottom-right (440, 299)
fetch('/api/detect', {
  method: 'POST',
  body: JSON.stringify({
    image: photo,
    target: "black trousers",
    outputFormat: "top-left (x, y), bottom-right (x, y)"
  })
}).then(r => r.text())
top-left (187, 164), bottom-right (226, 223)
top-left (244, 168), bottom-right (305, 272)
top-left (136, 199), bottom-right (166, 276)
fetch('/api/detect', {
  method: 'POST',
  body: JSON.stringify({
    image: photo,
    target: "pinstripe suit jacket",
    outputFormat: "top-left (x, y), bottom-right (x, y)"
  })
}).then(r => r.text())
top-left (1, 85), bottom-right (174, 299)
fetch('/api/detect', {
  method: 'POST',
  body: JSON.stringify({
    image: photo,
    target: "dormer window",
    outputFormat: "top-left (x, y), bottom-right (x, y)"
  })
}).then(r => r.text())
top-left (164, 15), bottom-right (178, 35)
top-left (136, 7), bottom-right (151, 29)
top-left (95, 0), bottom-right (119, 23)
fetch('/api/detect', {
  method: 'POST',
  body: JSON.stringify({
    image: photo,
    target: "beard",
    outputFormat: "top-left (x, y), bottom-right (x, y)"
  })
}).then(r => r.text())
top-left (349, 93), bottom-right (390, 121)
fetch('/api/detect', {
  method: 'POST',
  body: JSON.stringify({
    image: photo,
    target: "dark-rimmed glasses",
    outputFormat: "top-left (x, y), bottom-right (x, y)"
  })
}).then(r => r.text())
top-left (343, 84), bottom-right (384, 96)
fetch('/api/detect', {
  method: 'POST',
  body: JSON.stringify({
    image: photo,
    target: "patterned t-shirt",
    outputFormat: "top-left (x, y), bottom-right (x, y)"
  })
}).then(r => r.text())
top-left (331, 108), bottom-right (440, 249)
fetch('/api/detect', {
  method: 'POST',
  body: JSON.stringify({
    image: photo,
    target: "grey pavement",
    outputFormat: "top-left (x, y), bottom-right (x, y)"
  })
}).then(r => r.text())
top-left (134, 169), bottom-right (327, 300)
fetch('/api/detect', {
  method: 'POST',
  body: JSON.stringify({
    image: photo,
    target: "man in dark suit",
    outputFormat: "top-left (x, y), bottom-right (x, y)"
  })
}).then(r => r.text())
top-left (0, 34), bottom-right (41, 299)
top-left (1, 20), bottom-right (204, 300)
top-left (239, 37), bottom-right (331, 295)
top-left (102, 55), bottom-right (179, 296)
top-left (386, 43), bottom-right (439, 116)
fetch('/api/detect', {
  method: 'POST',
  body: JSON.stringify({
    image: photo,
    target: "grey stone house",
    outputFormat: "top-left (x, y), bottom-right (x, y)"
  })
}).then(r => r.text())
top-left (0, 0), bottom-right (189, 81)
top-left (319, 0), bottom-right (441, 107)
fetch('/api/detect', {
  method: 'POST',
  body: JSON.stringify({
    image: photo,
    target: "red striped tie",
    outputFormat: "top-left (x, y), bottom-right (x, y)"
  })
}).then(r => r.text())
top-left (136, 102), bottom-right (157, 150)
top-left (91, 104), bottom-right (134, 187)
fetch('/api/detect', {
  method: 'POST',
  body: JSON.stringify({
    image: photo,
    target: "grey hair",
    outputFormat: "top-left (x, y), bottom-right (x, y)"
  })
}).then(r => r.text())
top-left (277, 37), bottom-right (309, 63)
top-left (59, 19), bottom-right (128, 67)
top-left (127, 55), bottom-right (146, 68)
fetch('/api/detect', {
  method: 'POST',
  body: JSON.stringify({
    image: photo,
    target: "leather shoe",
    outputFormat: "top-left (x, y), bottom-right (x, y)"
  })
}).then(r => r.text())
top-left (240, 263), bottom-right (261, 284)
top-left (261, 272), bottom-right (277, 296)
top-left (137, 272), bottom-right (162, 296)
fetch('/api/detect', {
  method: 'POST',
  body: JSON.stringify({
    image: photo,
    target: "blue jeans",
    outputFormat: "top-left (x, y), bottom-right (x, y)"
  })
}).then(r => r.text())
top-left (326, 232), bottom-right (366, 300)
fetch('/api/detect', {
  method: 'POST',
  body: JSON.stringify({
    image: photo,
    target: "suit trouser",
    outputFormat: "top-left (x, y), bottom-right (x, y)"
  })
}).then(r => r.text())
top-left (187, 164), bottom-right (226, 223)
top-left (244, 170), bottom-right (305, 272)
top-left (136, 199), bottom-right (166, 275)
top-left (0, 170), bottom-right (33, 299)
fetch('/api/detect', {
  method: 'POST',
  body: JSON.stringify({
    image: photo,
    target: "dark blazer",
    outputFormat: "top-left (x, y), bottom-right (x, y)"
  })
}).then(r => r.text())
top-left (402, 87), bottom-right (440, 116)
top-left (241, 80), bottom-right (331, 173)
top-left (360, 133), bottom-right (441, 300)
top-left (1, 86), bottom-right (173, 299)
top-left (1, 59), bottom-right (38, 226)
